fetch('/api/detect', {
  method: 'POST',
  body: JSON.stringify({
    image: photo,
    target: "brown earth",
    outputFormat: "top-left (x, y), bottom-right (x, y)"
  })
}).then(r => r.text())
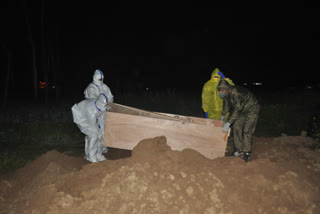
top-left (1, 135), bottom-right (320, 214)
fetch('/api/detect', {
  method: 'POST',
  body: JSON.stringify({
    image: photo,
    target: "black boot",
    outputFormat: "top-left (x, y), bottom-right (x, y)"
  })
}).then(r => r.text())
top-left (243, 152), bottom-right (251, 162)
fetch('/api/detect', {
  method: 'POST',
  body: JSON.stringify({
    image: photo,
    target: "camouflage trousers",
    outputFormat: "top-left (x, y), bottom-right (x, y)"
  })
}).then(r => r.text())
top-left (232, 107), bottom-right (260, 153)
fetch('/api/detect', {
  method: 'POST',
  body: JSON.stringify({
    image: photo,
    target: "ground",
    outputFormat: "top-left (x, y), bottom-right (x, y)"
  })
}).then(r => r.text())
top-left (0, 135), bottom-right (320, 214)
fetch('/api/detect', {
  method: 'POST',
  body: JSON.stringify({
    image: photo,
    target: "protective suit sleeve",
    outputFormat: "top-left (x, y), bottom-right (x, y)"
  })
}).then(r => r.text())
top-left (225, 93), bottom-right (241, 124)
top-left (221, 97), bottom-right (231, 118)
top-left (84, 84), bottom-right (99, 99)
top-left (201, 82), bottom-right (211, 112)
top-left (102, 84), bottom-right (114, 103)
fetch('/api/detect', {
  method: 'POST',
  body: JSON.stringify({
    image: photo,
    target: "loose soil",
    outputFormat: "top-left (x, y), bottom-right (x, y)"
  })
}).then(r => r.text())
top-left (1, 135), bottom-right (320, 214)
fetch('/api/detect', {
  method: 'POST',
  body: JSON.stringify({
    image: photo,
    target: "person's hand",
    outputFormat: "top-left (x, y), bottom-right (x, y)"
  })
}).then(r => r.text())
top-left (222, 122), bottom-right (231, 133)
top-left (204, 112), bottom-right (208, 119)
top-left (218, 71), bottom-right (226, 79)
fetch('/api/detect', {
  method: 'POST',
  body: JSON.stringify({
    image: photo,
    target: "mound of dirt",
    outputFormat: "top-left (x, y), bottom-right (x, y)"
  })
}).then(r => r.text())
top-left (1, 135), bottom-right (320, 214)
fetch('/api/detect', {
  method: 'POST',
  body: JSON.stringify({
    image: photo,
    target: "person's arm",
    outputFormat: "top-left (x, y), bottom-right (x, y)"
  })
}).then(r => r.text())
top-left (84, 84), bottom-right (99, 99)
top-left (221, 98), bottom-right (234, 132)
top-left (201, 83), bottom-right (211, 115)
top-left (221, 97), bottom-right (231, 118)
top-left (103, 84), bottom-right (114, 103)
top-left (226, 95), bottom-right (242, 124)
top-left (217, 71), bottom-right (225, 79)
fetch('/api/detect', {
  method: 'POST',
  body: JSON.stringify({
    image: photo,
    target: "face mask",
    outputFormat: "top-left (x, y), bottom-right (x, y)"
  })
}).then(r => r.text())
top-left (219, 91), bottom-right (227, 99)
top-left (213, 76), bottom-right (220, 82)
top-left (95, 79), bottom-right (103, 86)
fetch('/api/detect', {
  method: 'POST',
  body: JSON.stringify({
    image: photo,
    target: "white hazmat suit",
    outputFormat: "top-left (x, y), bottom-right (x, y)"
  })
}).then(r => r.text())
top-left (71, 93), bottom-right (109, 162)
top-left (84, 69), bottom-right (114, 104)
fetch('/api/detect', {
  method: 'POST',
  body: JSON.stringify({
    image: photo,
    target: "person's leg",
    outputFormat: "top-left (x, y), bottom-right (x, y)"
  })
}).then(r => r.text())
top-left (86, 135), bottom-right (99, 162)
top-left (232, 117), bottom-right (245, 155)
top-left (225, 133), bottom-right (234, 155)
top-left (95, 138), bottom-right (106, 161)
top-left (85, 136), bottom-right (89, 160)
top-left (242, 110), bottom-right (259, 162)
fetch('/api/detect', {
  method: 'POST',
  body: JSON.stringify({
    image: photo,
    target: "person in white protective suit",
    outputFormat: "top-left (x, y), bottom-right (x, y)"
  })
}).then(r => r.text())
top-left (84, 69), bottom-right (114, 104)
top-left (71, 93), bottom-right (109, 163)
top-left (84, 69), bottom-right (113, 154)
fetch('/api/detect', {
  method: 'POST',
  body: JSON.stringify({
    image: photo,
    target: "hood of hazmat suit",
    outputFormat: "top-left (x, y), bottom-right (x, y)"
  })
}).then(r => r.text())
top-left (84, 69), bottom-right (114, 104)
top-left (93, 69), bottom-right (104, 86)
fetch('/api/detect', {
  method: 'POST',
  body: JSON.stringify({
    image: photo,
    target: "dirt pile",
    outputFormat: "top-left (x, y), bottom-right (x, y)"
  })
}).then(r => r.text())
top-left (1, 135), bottom-right (320, 214)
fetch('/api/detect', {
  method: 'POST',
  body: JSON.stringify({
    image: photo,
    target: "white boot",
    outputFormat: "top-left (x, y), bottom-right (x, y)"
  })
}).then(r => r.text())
top-left (85, 155), bottom-right (98, 163)
top-left (96, 154), bottom-right (106, 162)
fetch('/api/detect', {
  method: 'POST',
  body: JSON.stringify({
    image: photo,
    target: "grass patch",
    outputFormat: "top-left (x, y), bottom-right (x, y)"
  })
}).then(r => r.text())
top-left (255, 104), bottom-right (316, 136)
top-left (0, 150), bottom-right (32, 174)
top-left (0, 121), bottom-right (84, 173)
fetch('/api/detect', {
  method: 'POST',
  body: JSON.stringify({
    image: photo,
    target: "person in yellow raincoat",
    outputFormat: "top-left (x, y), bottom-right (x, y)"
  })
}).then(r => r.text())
top-left (201, 68), bottom-right (235, 120)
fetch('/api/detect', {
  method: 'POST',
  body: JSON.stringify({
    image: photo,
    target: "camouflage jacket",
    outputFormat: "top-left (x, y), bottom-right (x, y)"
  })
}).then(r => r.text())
top-left (222, 86), bottom-right (260, 124)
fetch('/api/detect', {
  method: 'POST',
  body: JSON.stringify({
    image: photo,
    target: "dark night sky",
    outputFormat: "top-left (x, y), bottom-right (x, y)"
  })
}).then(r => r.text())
top-left (1, 2), bottom-right (320, 94)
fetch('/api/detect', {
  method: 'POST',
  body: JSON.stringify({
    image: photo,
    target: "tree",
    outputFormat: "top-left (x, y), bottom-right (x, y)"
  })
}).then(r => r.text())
top-left (41, 0), bottom-right (49, 104)
top-left (21, 0), bottom-right (39, 101)
top-left (1, 43), bottom-right (12, 109)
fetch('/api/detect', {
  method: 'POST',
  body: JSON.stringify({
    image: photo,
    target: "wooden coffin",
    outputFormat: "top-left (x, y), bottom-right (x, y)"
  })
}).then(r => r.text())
top-left (104, 103), bottom-right (229, 159)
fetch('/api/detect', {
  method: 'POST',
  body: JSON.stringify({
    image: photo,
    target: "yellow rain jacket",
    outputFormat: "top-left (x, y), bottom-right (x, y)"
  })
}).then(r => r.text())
top-left (201, 68), bottom-right (234, 120)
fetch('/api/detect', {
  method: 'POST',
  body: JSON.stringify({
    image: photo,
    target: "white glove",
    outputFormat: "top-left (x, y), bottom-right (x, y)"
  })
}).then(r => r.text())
top-left (222, 122), bottom-right (230, 133)
top-left (220, 116), bottom-right (225, 121)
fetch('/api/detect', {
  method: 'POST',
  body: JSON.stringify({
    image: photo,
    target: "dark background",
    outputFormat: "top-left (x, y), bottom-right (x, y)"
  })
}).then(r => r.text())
top-left (1, 2), bottom-right (319, 100)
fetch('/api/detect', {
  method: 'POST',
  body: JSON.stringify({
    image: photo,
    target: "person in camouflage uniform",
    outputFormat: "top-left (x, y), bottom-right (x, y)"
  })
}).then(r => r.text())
top-left (217, 79), bottom-right (260, 162)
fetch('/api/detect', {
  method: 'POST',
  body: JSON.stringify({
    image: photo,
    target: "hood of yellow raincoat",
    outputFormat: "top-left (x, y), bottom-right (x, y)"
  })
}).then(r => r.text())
top-left (210, 68), bottom-right (221, 82)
